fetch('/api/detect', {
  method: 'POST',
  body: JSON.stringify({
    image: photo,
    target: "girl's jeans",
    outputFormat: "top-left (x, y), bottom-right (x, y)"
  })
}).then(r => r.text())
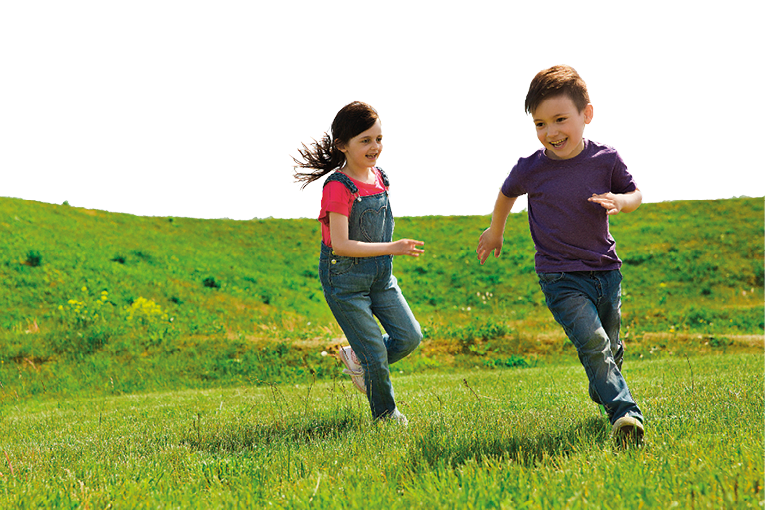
top-left (320, 242), bottom-right (422, 419)
top-left (538, 270), bottom-right (643, 424)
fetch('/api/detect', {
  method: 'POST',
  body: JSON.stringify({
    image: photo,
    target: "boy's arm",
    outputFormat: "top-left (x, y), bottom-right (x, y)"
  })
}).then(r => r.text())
top-left (477, 191), bottom-right (518, 265)
top-left (588, 188), bottom-right (642, 215)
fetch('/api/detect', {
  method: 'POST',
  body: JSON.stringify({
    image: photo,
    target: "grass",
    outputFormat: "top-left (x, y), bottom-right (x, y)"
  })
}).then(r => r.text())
top-left (1, 196), bottom-right (763, 506)
top-left (1, 352), bottom-right (762, 508)
top-left (1, 196), bottom-right (763, 401)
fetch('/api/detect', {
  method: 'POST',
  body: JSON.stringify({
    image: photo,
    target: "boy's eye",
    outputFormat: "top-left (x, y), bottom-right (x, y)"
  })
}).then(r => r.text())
top-left (535, 122), bottom-right (544, 128)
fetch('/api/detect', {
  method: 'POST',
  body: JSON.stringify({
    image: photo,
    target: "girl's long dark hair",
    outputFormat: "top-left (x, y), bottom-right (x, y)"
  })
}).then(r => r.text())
top-left (293, 101), bottom-right (379, 189)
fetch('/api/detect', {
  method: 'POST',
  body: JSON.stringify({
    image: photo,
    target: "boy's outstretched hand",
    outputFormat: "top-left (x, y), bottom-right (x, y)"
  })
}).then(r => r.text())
top-left (476, 228), bottom-right (503, 265)
top-left (588, 189), bottom-right (642, 215)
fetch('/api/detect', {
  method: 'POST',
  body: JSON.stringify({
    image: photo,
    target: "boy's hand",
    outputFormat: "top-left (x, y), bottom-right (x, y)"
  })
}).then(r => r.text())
top-left (589, 189), bottom-right (642, 215)
top-left (476, 228), bottom-right (503, 265)
top-left (589, 192), bottom-right (622, 215)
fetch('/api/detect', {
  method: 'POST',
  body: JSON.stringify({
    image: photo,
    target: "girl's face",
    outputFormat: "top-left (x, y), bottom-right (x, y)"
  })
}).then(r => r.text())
top-left (338, 119), bottom-right (383, 173)
top-left (532, 95), bottom-right (593, 160)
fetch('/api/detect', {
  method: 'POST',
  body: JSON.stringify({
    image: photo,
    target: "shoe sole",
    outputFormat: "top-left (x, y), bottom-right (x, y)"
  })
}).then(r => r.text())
top-left (612, 416), bottom-right (644, 445)
top-left (338, 346), bottom-right (363, 376)
top-left (348, 373), bottom-right (366, 395)
top-left (338, 346), bottom-right (365, 394)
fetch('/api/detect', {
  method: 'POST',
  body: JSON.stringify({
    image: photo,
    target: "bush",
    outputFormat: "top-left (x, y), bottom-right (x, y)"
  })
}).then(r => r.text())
top-left (203, 277), bottom-right (221, 289)
top-left (25, 250), bottom-right (42, 267)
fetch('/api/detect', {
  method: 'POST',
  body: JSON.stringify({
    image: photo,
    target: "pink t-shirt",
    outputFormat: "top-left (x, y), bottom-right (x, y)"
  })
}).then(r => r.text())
top-left (318, 168), bottom-right (388, 247)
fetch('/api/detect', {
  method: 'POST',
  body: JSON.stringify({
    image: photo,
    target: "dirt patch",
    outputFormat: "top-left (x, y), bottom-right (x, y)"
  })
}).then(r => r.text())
top-left (639, 332), bottom-right (764, 348)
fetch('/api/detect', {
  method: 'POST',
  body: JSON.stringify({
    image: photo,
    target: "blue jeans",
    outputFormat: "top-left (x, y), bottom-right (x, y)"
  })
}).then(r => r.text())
top-left (538, 270), bottom-right (643, 424)
top-left (320, 243), bottom-right (422, 419)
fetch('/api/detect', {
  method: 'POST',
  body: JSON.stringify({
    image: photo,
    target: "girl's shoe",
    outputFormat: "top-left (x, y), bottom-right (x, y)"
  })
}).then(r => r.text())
top-left (338, 345), bottom-right (364, 375)
top-left (338, 346), bottom-right (366, 394)
top-left (348, 373), bottom-right (366, 394)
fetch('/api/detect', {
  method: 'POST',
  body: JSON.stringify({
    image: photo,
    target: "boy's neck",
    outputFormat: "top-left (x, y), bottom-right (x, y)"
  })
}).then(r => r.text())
top-left (545, 139), bottom-right (586, 160)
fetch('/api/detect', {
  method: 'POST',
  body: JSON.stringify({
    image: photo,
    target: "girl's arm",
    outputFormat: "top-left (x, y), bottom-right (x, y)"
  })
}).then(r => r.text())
top-left (328, 212), bottom-right (424, 258)
top-left (588, 188), bottom-right (642, 215)
top-left (476, 191), bottom-right (518, 265)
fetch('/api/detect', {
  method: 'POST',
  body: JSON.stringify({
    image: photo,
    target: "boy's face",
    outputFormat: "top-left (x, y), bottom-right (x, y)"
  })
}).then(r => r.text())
top-left (532, 95), bottom-right (593, 160)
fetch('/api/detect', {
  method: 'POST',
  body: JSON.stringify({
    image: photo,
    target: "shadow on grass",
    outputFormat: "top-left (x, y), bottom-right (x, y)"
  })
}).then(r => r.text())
top-left (406, 416), bottom-right (610, 470)
top-left (180, 410), bottom-right (366, 453)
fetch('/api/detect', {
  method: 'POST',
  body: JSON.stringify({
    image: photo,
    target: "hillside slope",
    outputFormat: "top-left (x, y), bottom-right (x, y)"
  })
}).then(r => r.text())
top-left (1, 196), bottom-right (762, 398)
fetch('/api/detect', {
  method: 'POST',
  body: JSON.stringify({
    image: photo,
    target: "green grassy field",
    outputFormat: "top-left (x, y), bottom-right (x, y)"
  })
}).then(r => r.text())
top-left (1, 196), bottom-right (763, 508)
top-left (1, 196), bottom-right (762, 400)
top-left (1, 353), bottom-right (761, 508)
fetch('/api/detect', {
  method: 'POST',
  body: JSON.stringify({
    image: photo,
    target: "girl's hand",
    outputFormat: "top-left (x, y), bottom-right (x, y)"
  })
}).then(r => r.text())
top-left (393, 239), bottom-right (425, 257)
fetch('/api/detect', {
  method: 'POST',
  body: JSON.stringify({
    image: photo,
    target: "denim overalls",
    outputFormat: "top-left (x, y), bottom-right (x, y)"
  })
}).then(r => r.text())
top-left (318, 170), bottom-right (422, 420)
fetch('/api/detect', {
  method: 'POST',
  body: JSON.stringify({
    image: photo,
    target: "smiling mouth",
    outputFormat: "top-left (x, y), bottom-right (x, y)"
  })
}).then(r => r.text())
top-left (550, 139), bottom-right (567, 149)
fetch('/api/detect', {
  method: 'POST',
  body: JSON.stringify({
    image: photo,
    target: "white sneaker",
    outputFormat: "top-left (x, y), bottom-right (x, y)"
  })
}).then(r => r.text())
top-left (348, 373), bottom-right (366, 394)
top-left (390, 408), bottom-right (408, 427)
top-left (338, 346), bottom-right (366, 394)
top-left (612, 416), bottom-right (644, 445)
top-left (338, 345), bottom-right (363, 375)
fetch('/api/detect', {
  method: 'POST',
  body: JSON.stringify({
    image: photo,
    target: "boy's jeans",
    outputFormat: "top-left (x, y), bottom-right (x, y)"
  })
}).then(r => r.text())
top-left (538, 270), bottom-right (643, 424)
top-left (320, 243), bottom-right (422, 420)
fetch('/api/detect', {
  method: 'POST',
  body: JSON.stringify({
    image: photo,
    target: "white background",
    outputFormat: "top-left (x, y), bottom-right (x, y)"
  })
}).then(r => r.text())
top-left (2, 1), bottom-right (762, 220)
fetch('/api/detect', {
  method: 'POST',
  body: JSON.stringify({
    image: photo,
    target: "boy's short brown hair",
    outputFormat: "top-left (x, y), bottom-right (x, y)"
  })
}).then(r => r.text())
top-left (525, 65), bottom-right (590, 115)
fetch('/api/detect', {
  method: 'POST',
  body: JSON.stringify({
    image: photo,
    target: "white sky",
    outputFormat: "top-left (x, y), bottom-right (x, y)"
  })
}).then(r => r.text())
top-left (2, 1), bottom-right (763, 220)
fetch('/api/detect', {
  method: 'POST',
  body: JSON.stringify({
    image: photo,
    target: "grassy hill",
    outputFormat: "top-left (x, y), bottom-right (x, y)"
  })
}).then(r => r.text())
top-left (1, 196), bottom-right (762, 400)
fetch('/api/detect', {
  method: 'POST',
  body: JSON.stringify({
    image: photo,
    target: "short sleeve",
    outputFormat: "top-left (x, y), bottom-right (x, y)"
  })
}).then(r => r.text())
top-left (611, 151), bottom-right (637, 194)
top-left (319, 180), bottom-right (353, 225)
top-left (501, 161), bottom-right (526, 198)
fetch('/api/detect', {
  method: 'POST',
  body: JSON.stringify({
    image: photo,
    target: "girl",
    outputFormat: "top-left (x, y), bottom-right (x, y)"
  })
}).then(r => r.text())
top-left (293, 101), bottom-right (424, 425)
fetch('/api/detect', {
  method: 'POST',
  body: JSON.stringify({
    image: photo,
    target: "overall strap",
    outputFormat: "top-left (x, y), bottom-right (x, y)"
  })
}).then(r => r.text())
top-left (377, 167), bottom-right (390, 188)
top-left (323, 172), bottom-right (358, 194)
top-left (323, 167), bottom-right (389, 192)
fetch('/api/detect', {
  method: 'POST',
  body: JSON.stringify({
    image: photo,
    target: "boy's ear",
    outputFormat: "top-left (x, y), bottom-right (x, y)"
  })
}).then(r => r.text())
top-left (584, 104), bottom-right (594, 124)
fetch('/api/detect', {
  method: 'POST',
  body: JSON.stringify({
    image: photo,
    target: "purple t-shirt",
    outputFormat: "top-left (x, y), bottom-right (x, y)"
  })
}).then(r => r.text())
top-left (501, 139), bottom-right (637, 273)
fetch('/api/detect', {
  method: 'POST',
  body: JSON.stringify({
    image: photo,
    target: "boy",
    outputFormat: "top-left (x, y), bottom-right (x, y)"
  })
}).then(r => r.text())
top-left (476, 65), bottom-right (644, 444)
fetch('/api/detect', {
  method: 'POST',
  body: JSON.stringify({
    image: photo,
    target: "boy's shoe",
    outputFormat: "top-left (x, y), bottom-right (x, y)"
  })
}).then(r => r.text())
top-left (338, 346), bottom-right (366, 394)
top-left (612, 416), bottom-right (644, 446)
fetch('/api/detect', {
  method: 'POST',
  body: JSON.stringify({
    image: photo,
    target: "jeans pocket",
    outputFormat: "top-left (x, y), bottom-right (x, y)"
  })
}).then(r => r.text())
top-left (537, 272), bottom-right (565, 284)
top-left (328, 256), bottom-right (354, 277)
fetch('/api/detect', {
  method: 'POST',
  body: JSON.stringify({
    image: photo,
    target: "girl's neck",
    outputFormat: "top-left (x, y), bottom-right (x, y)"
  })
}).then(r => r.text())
top-left (341, 165), bottom-right (376, 184)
